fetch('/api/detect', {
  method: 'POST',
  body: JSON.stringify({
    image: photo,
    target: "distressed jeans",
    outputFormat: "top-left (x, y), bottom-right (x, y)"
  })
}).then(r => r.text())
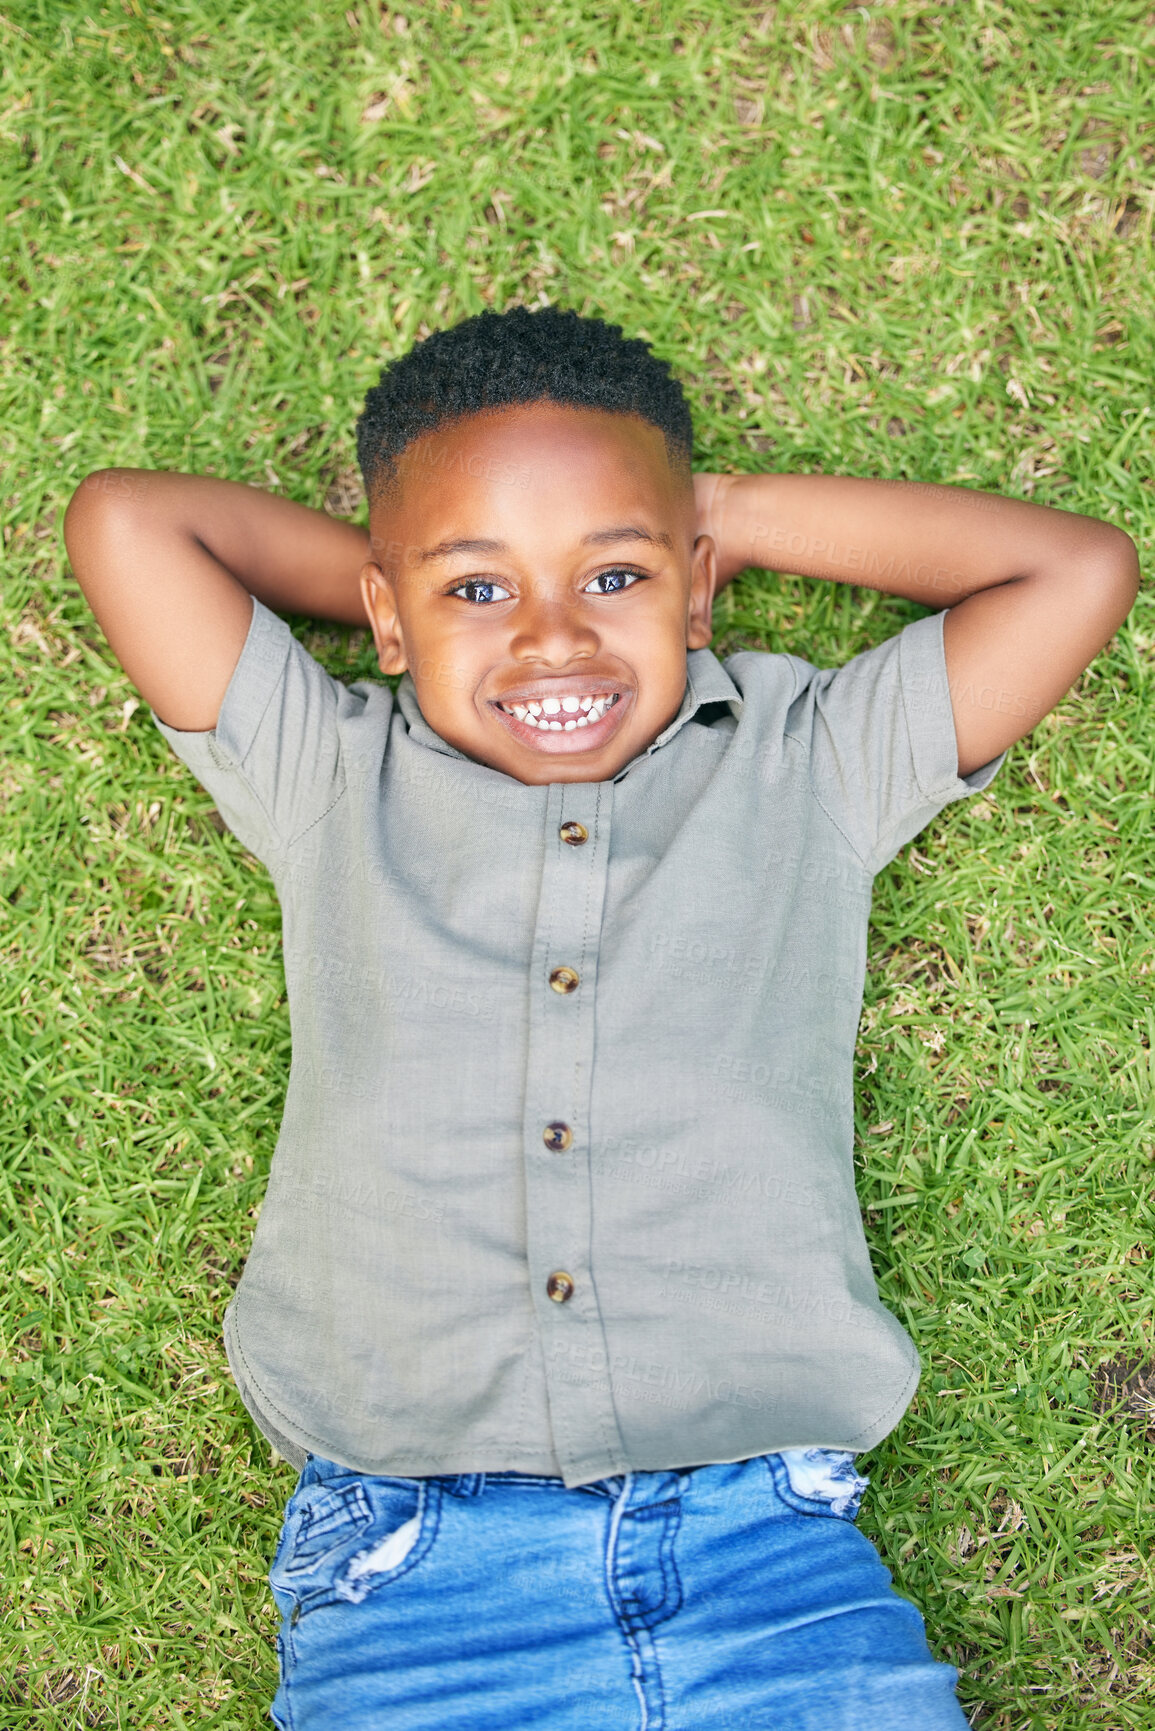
top-left (268, 1450), bottom-right (969, 1730)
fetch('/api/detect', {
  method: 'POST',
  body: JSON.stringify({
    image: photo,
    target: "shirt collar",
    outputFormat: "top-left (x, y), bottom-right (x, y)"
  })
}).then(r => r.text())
top-left (394, 647), bottom-right (744, 779)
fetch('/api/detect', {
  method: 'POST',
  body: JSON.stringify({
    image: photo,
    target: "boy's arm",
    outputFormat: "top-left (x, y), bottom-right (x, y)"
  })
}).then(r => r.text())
top-left (694, 472), bottom-right (1140, 776)
top-left (63, 470), bottom-right (371, 731)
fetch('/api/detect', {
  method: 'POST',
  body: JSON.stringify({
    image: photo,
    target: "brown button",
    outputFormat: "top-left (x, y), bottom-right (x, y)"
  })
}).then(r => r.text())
top-left (546, 1272), bottom-right (575, 1303)
top-left (549, 965), bottom-right (580, 994)
top-left (543, 1121), bottom-right (572, 1152)
top-left (559, 821), bottom-right (588, 846)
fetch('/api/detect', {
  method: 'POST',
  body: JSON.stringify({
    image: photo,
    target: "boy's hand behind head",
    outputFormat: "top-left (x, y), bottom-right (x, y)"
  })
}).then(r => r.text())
top-left (359, 402), bottom-right (716, 786)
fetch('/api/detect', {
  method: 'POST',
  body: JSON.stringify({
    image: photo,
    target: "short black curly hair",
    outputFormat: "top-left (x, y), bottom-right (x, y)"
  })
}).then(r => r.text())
top-left (355, 305), bottom-right (693, 504)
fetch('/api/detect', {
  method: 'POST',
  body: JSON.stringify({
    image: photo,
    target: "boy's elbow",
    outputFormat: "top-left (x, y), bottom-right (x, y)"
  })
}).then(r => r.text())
top-left (67, 471), bottom-right (107, 513)
top-left (64, 476), bottom-right (99, 571)
top-left (64, 472), bottom-right (145, 603)
top-left (67, 470), bottom-right (143, 515)
top-left (1099, 521), bottom-right (1140, 577)
top-left (1107, 527), bottom-right (1140, 619)
top-left (65, 471), bottom-right (117, 544)
top-left (64, 478), bottom-right (101, 589)
top-left (1079, 523), bottom-right (1141, 629)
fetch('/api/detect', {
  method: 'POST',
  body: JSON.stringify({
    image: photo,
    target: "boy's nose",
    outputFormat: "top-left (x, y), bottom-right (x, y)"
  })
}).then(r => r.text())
top-left (509, 590), bottom-right (599, 666)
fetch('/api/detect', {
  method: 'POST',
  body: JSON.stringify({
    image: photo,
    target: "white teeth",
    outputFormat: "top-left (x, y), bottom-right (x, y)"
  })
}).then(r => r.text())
top-left (499, 692), bottom-right (621, 733)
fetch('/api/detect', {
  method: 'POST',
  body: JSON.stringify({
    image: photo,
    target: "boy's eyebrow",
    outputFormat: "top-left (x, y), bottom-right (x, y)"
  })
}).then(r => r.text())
top-left (582, 525), bottom-right (675, 551)
top-left (417, 525), bottom-right (674, 562)
top-left (417, 537), bottom-right (506, 562)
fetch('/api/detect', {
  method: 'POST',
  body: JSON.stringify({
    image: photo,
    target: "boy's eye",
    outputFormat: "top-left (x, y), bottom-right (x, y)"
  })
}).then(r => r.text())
top-left (449, 579), bottom-right (512, 604)
top-left (586, 567), bottom-right (646, 595)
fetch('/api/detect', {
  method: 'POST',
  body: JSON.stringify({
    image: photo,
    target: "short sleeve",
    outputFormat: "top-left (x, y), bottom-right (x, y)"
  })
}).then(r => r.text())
top-left (789, 610), bottom-right (1005, 875)
top-left (151, 597), bottom-right (350, 866)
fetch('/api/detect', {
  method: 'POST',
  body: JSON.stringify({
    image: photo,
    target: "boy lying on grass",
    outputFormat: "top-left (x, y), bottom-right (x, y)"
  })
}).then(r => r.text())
top-left (64, 307), bottom-right (1138, 1731)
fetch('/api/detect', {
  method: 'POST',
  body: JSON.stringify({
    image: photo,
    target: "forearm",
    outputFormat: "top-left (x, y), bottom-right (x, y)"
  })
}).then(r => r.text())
top-left (65, 469), bottom-right (372, 730)
top-left (694, 469), bottom-right (1138, 778)
top-left (695, 470), bottom-right (1132, 603)
top-left (69, 470), bottom-right (371, 625)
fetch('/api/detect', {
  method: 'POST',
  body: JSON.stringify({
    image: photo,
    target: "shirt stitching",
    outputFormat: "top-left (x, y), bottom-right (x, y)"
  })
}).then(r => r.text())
top-left (788, 731), bottom-right (872, 871)
top-left (573, 787), bottom-right (598, 1117)
top-left (284, 785), bottom-right (349, 851)
top-left (899, 614), bottom-right (953, 804)
top-left (222, 628), bottom-right (297, 856)
top-left (843, 1355), bottom-right (921, 1447)
top-left (582, 778), bottom-right (628, 1474)
top-left (230, 1314), bottom-right (346, 1457)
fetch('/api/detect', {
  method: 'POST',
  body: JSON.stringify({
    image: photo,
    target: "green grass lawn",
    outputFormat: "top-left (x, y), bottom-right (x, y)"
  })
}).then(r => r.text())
top-left (2, 0), bottom-right (1153, 1723)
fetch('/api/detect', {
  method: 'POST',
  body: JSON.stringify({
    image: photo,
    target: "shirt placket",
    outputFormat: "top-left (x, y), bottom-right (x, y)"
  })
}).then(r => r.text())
top-left (522, 778), bottom-right (627, 1484)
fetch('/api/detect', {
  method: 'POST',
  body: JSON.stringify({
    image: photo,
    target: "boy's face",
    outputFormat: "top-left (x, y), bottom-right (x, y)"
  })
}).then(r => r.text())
top-left (359, 402), bottom-right (716, 786)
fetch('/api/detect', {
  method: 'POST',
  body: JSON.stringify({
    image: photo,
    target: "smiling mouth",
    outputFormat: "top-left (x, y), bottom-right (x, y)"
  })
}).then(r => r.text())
top-left (490, 690), bottom-right (627, 748)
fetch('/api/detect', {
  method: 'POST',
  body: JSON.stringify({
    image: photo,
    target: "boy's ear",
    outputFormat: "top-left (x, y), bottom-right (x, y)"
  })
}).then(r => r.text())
top-left (360, 562), bottom-right (409, 675)
top-left (685, 534), bottom-right (717, 651)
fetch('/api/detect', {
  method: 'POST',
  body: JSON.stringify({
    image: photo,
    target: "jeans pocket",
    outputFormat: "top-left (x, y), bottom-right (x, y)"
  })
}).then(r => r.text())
top-left (765, 1449), bottom-right (869, 1521)
top-left (271, 1469), bottom-right (440, 1619)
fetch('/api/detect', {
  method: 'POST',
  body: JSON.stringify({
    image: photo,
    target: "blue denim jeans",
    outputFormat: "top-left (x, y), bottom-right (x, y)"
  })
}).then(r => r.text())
top-left (268, 1451), bottom-right (968, 1730)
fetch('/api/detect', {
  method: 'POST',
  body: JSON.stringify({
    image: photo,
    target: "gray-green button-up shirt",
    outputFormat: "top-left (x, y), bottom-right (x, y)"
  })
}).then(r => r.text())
top-left (155, 598), bottom-right (1002, 1488)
